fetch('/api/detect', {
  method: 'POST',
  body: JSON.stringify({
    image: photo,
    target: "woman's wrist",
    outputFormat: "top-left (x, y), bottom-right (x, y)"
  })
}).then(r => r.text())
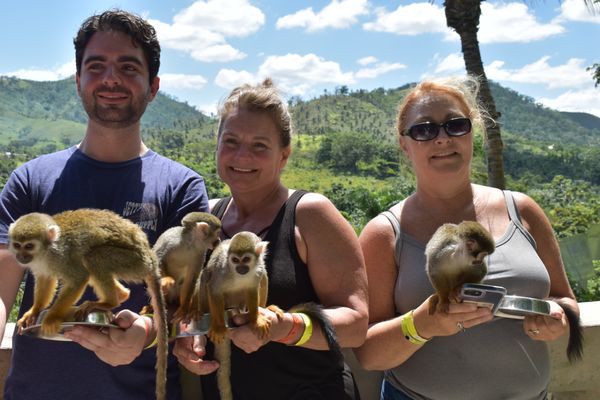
top-left (274, 312), bottom-right (304, 344)
top-left (411, 305), bottom-right (434, 341)
top-left (140, 314), bottom-right (157, 349)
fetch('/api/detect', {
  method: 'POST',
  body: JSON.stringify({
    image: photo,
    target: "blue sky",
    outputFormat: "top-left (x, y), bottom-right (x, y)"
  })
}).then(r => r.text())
top-left (1, 0), bottom-right (599, 117)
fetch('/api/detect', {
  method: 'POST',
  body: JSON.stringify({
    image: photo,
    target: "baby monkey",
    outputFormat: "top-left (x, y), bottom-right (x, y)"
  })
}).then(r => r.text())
top-left (425, 221), bottom-right (495, 314)
top-left (152, 212), bottom-right (221, 322)
top-left (194, 231), bottom-right (284, 400)
top-left (8, 209), bottom-right (169, 400)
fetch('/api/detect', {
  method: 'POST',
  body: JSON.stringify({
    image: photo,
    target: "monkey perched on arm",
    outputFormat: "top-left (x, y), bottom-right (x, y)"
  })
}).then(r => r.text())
top-left (194, 231), bottom-right (284, 400)
top-left (152, 212), bottom-right (221, 322)
top-left (8, 209), bottom-right (168, 400)
top-left (425, 221), bottom-right (495, 315)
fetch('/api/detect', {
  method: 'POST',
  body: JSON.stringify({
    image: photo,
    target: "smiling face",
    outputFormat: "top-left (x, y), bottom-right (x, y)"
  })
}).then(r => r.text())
top-left (216, 107), bottom-right (291, 195)
top-left (400, 91), bottom-right (473, 181)
top-left (76, 30), bottom-right (159, 129)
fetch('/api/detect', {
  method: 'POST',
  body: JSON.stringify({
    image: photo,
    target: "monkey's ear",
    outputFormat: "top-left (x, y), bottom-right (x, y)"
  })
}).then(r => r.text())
top-left (46, 224), bottom-right (61, 242)
top-left (255, 241), bottom-right (269, 256)
top-left (195, 222), bottom-right (210, 236)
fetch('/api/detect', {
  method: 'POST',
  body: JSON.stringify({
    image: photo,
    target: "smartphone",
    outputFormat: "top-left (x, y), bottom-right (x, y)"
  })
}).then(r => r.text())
top-left (459, 283), bottom-right (507, 314)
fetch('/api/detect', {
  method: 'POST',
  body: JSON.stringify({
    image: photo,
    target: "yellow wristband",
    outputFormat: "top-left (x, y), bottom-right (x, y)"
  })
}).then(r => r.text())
top-left (294, 313), bottom-right (313, 346)
top-left (400, 310), bottom-right (429, 345)
top-left (142, 314), bottom-right (158, 350)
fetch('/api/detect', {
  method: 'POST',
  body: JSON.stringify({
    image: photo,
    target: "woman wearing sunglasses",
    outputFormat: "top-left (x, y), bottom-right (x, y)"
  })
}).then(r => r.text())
top-left (353, 76), bottom-right (578, 399)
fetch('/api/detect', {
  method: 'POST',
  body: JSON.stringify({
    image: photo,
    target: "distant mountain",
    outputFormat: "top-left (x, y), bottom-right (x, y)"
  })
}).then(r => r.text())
top-left (1, 75), bottom-right (599, 151)
top-left (0, 75), bottom-right (210, 148)
top-left (290, 81), bottom-right (600, 146)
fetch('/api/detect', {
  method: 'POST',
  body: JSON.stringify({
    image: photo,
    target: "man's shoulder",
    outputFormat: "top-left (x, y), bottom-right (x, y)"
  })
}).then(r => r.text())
top-left (15, 147), bottom-right (76, 173)
top-left (145, 150), bottom-right (202, 178)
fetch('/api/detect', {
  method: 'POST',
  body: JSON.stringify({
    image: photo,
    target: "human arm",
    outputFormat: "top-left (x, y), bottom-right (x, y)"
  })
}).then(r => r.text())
top-left (513, 192), bottom-right (579, 341)
top-left (353, 214), bottom-right (492, 370)
top-left (0, 245), bottom-right (25, 339)
top-left (229, 192), bottom-right (369, 353)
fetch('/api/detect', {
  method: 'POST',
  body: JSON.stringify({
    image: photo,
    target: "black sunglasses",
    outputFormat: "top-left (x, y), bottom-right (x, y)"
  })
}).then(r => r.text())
top-left (403, 117), bottom-right (472, 141)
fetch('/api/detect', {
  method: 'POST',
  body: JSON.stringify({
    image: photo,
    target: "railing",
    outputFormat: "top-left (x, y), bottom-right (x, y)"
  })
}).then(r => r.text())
top-left (2, 301), bottom-right (599, 400)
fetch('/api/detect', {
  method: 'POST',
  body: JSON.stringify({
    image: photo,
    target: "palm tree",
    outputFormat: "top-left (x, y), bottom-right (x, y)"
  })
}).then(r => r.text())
top-left (444, 1), bottom-right (599, 189)
top-left (444, 0), bottom-right (505, 188)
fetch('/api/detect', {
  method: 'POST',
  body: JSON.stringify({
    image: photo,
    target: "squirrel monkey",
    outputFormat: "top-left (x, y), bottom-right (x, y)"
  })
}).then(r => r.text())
top-left (152, 212), bottom-right (221, 322)
top-left (195, 231), bottom-right (284, 400)
top-left (8, 209), bottom-right (169, 400)
top-left (425, 221), bottom-right (495, 314)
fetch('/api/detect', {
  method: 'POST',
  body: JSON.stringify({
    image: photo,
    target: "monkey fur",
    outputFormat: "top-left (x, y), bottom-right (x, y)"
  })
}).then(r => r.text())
top-left (194, 231), bottom-right (284, 400)
top-left (8, 209), bottom-right (168, 400)
top-left (425, 221), bottom-right (495, 315)
top-left (288, 302), bottom-right (342, 362)
top-left (151, 212), bottom-right (221, 322)
top-left (554, 298), bottom-right (584, 363)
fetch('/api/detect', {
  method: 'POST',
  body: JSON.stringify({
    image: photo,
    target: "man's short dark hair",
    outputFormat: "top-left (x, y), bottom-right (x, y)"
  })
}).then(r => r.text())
top-left (74, 9), bottom-right (161, 83)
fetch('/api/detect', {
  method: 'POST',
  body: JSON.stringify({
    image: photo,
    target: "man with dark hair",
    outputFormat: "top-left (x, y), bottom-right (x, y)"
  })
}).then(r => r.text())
top-left (0, 9), bottom-right (208, 399)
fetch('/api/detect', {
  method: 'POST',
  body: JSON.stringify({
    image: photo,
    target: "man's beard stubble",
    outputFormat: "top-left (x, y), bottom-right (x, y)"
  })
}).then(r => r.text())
top-left (81, 86), bottom-right (151, 129)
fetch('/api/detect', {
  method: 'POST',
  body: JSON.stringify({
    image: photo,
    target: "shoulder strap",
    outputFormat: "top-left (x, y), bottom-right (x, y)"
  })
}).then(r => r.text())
top-left (381, 210), bottom-right (401, 237)
top-left (211, 197), bottom-right (231, 219)
top-left (502, 190), bottom-right (521, 222)
top-left (502, 190), bottom-right (537, 248)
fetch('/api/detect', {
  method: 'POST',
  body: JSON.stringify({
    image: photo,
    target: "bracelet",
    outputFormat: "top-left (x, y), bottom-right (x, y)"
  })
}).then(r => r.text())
top-left (400, 310), bottom-right (429, 345)
top-left (142, 314), bottom-right (158, 350)
top-left (275, 313), bottom-right (304, 345)
top-left (294, 313), bottom-right (313, 346)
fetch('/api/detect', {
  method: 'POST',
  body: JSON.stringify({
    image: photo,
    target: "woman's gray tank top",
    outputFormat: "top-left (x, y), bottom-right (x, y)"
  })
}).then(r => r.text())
top-left (382, 191), bottom-right (551, 400)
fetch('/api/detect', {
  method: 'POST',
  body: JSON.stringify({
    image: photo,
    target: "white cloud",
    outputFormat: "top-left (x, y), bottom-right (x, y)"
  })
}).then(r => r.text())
top-left (214, 69), bottom-right (257, 89)
top-left (2, 61), bottom-right (75, 81)
top-left (159, 73), bottom-right (207, 90)
top-left (485, 56), bottom-right (592, 89)
top-left (557, 0), bottom-right (600, 24)
top-left (363, 3), bottom-right (448, 35)
top-left (258, 53), bottom-right (355, 95)
top-left (539, 87), bottom-right (600, 117)
top-left (357, 56), bottom-right (378, 66)
top-left (149, 0), bottom-right (264, 62)
top-left (277, 0), bottom-right (369, 32)
top-left (356, 62), bottom-right (406, 79)
top-left (474, 2), bottom-right (565, 43)
top-left (433, 53), bottom-right (465, 74)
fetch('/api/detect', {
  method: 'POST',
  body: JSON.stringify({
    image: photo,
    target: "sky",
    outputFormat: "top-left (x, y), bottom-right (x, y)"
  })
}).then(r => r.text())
top-left (1, 0), bottom-right (599, 117)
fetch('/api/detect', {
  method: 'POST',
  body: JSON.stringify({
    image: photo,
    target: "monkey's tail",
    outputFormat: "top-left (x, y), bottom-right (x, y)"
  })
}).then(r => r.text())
top-left (556, 299), bottom-right (584, 363)
top-left (145, 263), bottom-right (168, 400)
top-left (215, 338), bottom-right (233, 400)
top-left (289, 302), bottom-right (343, 362)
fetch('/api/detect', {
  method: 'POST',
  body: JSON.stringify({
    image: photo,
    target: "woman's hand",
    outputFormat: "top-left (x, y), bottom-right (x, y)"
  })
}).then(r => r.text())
top-left (228, 306), bottom-right (289, 353)
top-left (523, 299), bottom-right (568, 341)
top-left (173, 334), bottom-right (220, 375)
top-left (414, 296), bottom-right (494, 338)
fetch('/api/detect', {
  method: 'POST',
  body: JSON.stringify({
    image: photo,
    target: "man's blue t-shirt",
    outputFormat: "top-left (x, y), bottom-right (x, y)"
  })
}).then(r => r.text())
top-left (0, 146), bottom-right (209, 400)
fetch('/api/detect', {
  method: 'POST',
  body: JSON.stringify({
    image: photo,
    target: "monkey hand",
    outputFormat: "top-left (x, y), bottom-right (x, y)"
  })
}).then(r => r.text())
top-left (40, 310), bottom-right (67, 336)
top-left (173, 335), bottom-right (220, 376)
top-left (160, 276), bottom-right (177, 301)
top-left (208, 325), bottom-right (228, 344)
top-left (16, 308), bottom-right (39, 331)
top-left (228, 306), bottom-right (283, 353)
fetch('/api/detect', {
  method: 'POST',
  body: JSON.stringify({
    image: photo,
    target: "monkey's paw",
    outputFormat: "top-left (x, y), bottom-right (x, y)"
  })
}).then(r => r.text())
top-left (160, 276), bottom-right (176, 299)
top-left (173, 306), bottom-right (191, 323)
top-left (253, 314), bottom-right (272, 340)
top-left (41, 314), bottom-right (64, 336)
top-left (208, 326), bottom-right (228, 344)
top-left (267, 305), bottom-right (285, 321)
top-left (427, 295), bottom-right (440, 315)
top-left (17, 310), bottom-right (38, 330)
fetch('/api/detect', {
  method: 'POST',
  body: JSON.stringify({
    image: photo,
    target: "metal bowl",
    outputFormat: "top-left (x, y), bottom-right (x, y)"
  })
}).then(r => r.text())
top-left (173, 308), bottom-right (243, 338)
top-left (496, 295), bottom-right (552, 319)
top-left (21, 308), bottom-right (117, 341)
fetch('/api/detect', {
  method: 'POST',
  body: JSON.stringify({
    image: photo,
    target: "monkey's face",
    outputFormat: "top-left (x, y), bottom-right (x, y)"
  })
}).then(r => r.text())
top-left (228, 253), bottom-right (256, 275)
top-left (9, 240), bottom-right (42, 265)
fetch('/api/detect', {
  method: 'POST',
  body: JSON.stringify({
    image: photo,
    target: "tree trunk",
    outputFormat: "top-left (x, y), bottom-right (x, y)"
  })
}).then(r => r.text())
top-left (445, 0), bottom-right (506, 189)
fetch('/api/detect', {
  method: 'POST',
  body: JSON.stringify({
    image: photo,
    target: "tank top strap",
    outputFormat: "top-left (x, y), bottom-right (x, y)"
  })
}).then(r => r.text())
top-left (502, 190), bottom-right (537, 248)
top-left (211, 197), bottom-right (232, 219)
top-left (381, 210), bottom-right (401, 237)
